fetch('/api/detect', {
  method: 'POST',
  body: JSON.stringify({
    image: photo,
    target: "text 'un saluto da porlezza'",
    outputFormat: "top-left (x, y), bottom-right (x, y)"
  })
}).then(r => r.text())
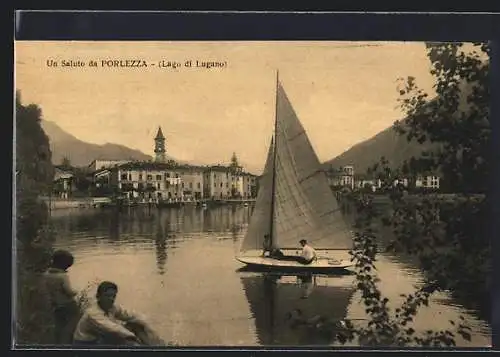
top-left (45, 59), bottom-right (228, 70)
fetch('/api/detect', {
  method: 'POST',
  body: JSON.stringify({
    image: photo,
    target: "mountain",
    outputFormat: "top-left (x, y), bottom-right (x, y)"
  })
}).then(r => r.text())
top-left (323, 123), bottom-right (437, 175)
top-left (41, 120), bottom-right (154, 167)
top-left (325, 79), bottom-right (482, 176)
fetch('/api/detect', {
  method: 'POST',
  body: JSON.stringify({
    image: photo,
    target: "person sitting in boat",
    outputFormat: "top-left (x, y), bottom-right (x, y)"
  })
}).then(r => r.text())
top-left (269, 247), bottom-right (284, 259)
top-left (298, 239), bottom-right (317, 264)
top-left (274, 239), bottom-right (317, 264)
top-left (262, 235), bottom-right (285, 258)
top-left (73, 281), bottom-right (148, 346)
top-left (262, 234), bottom-right (271, 256)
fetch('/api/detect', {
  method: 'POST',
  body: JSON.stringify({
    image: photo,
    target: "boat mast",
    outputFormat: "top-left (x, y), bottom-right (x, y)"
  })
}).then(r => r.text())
top-left (269, 70), bottom-right (279, 249)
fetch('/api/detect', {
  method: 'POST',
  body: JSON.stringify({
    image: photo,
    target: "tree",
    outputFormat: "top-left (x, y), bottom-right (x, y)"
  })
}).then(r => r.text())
top-left (382, 42), bottom-right (490, 322)
top-left (16, 92), bottom-right (53, 197)
top-left (395, 42), bottom-right (490, 194)
top-left (312, 43), bottom-right (490, 347)
top-left (362, 182), bottom-right (374, 193)
top-left (15, 91), bottom-right (56, 343)
top-left (400, 160), bottom-right (409, 176)
top-left (72, 168), bottom-right (92, 195)
top-left (391, 42), bottom-right (490, 314)
top-left (15, 91), bottom-right (53, 254)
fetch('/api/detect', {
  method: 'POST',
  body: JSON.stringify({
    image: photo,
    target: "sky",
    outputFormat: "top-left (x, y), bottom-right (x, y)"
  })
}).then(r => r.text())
top-left (15, 41), bottom-right (438, 174)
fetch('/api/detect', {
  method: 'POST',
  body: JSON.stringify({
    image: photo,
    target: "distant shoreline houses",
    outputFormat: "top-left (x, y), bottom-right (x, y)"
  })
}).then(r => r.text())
top-left (52, 127), bottom-right (259, 203)
top-left (52, 127), bottom-right (443, 203)
top-left (325, 164), bottom-right (441, 193)
top-left (93, 160), bottom-right (258, 203)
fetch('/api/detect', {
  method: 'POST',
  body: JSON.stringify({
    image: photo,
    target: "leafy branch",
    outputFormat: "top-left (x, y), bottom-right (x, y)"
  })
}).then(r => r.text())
top-left (335, 188), bottom-right (472, 347)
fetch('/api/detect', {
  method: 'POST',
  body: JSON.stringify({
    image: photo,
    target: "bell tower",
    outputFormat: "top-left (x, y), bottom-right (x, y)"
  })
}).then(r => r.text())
top-left (154, 126), bottom-right (166, 163)
top-left (229, 152), bottom-right (242, 174)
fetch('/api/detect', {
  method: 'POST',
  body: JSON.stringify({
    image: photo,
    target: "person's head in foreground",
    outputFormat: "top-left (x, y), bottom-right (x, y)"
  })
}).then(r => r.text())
top-left (96, 281), bottom-right (118, 313)
top-left (51, 249), bottom-right (74, 271)
top-left (299, 239), bottom-right (308, 247)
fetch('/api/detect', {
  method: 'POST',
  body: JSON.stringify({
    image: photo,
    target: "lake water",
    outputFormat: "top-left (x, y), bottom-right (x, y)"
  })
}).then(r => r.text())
top-left (49, 205), bottom-right (491, 347)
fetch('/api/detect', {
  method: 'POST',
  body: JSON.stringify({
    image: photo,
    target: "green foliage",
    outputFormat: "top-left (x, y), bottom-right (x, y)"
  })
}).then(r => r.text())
top-left (15, 91), bottom-right (56, 344)
top-left (72, 168), bottom-right (93, 194)
top-left (16, 92), bottom-right (54, 196)
top-left (16, 270), bottom-right (55, 344)
top-left (394, 42), bottom-right (490, 193)
top-left (332, 190), bottom-right (473, 347)
top-left (91, 175), bottom-right (113, 197)
top-left (15, 91), bottom-right (54, 264)
top-left (314, 43), bottom-right (490, 347)
top-left (390, 41), bottom-right (491, 315)
top-left (372, 157), bottom-right (490, 317)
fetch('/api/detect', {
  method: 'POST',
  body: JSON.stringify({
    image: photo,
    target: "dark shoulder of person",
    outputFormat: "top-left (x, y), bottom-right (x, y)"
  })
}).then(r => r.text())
top-left (274, 249), bottom-right (284, 257)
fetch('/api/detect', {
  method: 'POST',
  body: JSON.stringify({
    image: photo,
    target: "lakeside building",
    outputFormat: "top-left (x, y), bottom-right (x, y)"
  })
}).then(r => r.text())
top-left (90, 127), bottom-right (258, 202)
top-left (53, 166), bottom-right (75, 199)
top-left (110, 161), bottom-right (202, 202)
top-left (88, 159), bottom-right (134, 172)
top-left (393, 178), bottom-right (409, 188)
top-left (354, 173), bottom-right (383, 192)
top-left (203, 152), bottom-right (257, 200)
top-left (363, 173), bottom-right (440, 192)
top-left (415, 174), bottom-right (440, 190)
top-left (203, 165), bottom-right (232, 200)
top-left (323, 162), bottom-right (440, 193)
top-left (326, 165), bottom-right (355, 190)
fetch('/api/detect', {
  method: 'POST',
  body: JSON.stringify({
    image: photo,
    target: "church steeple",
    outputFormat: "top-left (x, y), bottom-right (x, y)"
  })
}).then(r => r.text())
top-left (155, 127), bottom-right (165, 140)
top-left (230, 152), bottom-right (239, 167)
top-left (229, 152), bottom-right (242, 174)
top-left (154, 126), bottom-right (166, 163)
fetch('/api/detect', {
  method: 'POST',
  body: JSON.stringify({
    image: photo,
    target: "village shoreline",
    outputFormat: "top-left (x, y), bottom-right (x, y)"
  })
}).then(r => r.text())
top-left (40, 196), bottom-right (257, 210)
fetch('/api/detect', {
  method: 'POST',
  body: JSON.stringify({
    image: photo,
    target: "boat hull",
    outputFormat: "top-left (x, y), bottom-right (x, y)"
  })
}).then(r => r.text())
top-left (236, 255), bottom-right (353, 273)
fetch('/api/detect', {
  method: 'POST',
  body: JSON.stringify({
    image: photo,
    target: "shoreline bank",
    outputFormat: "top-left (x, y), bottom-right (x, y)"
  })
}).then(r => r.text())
top-left (39, 197), bottom-right (257, 210)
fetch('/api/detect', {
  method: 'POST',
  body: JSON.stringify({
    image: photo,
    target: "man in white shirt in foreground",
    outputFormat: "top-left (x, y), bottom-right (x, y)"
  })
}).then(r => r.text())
top-left (73, 281), bottom-right (148, 346)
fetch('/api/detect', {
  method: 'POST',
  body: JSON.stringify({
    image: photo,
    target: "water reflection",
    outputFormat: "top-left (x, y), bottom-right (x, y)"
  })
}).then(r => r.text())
top-left (154, 214), bottom-right (168, 275)
top-left (239, 271), bottom-right (355, 346)
top-left (48, 205), bottom-right (490, 347)
top-left (51, 206), bottom-right (253, 241)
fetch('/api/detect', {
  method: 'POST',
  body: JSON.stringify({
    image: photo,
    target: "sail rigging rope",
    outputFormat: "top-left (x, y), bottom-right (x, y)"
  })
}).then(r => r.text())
top-left (288, 129), bottom-right (306, 142)
top-left (297, 169), bottom-right (322, 184)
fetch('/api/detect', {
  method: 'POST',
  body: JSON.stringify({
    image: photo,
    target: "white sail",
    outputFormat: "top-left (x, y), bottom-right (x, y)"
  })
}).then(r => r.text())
top-left (275, 83), bottom-right (352, 249)
top-left (239, 78), bottom-right (352, 255)
top-left (273, 82), bottom-right (352, 249)
top-left (239, 137), bottom-right (275, 252)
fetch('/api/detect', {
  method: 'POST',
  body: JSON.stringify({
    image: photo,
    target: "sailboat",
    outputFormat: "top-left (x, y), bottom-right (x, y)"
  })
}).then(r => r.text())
top-left (235, 73), bottom-right (354, 272)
